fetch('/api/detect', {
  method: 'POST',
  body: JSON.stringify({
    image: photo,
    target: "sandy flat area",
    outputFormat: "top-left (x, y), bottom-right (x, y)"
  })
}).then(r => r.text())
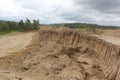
top-left (94, 35), bottom-right (120, 46)
top-left (0, 32), bottom-right (35, 57)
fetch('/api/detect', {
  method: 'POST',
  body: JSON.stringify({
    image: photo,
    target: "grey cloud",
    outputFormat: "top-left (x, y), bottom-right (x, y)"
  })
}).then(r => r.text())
top-left (0, 0), bottom-right (120, 26)
top-left (52, 6), bottom-right (95, 24)
top-left (74, 0), bottom-right (120, 14)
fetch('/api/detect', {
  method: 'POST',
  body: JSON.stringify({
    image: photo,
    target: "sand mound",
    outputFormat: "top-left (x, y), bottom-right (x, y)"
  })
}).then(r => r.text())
top-left (0, 27), bottom-right (120, 80)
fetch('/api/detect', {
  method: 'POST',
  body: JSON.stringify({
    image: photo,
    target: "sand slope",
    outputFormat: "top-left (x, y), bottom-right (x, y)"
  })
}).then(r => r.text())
top-left (0, 28), bottom-right (120, 80)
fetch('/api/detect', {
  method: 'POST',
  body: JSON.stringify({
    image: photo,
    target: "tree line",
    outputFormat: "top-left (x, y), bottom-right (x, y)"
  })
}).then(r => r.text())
top-left (0, 18), bottom-right (40, 32)
top-left (51, 23), bottom-right (120, 29)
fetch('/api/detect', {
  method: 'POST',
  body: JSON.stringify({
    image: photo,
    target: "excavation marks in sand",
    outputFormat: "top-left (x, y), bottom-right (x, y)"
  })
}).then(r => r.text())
top-left (0, 32), bottom-right (35, 57)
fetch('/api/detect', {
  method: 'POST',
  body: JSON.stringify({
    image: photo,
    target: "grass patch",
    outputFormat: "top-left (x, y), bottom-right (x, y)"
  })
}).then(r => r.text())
top-left (0, 30), bottom-right (18, 35)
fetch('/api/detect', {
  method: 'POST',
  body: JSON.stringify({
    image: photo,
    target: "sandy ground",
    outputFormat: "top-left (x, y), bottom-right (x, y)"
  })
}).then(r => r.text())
top-left (0, 30), bottom-right (119, 58)
top-left (0, 32), bottom-right (35, 80)
top-left (0, 28), bottom-right (120, 80)
top-left (0, 32), bottom-right (35, 57)
top-left (93, 29), bottom-right (120, 46)
top-left (94, 35), bottom-right (120, 46)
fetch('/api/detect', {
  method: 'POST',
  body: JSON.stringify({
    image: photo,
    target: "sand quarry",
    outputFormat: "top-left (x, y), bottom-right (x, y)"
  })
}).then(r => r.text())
top-left (0, 27), bottom-right (120, 80)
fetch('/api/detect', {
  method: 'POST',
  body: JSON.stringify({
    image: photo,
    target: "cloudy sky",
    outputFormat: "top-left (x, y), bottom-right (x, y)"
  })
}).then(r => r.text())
top-left (0, 0), bottom-right (120, 25)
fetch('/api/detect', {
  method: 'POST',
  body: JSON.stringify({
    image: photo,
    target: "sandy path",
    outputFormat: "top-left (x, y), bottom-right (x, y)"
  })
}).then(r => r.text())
top-left (0, 32), bottom-right (35, 57)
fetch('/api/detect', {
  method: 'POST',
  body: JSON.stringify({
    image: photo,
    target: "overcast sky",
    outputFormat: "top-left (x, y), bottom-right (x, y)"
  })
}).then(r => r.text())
top-left (0, 0), bottom-right (120, 26)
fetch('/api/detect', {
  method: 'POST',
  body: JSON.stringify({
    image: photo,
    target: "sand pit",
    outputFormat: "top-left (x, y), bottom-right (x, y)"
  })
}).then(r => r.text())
top-left (0, 27), bottom-right (120, 80)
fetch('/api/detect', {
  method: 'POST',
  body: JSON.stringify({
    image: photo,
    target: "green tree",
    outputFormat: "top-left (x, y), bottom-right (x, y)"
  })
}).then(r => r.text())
top-left (33, 19), bottom-right (40, 30)
top-left (1, 22), bottom-right (10, 31)
top-left (18, 20), bottom-right (25, 31)
top-left (0, 19), bottom-right (40, 33)
top-left (25, 18), bottom-right (32, 31)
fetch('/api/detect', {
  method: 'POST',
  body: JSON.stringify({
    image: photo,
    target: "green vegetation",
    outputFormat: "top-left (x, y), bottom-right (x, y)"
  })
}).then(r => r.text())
top-left (0, 18), bottom-right (40, 35)
top-left (50, 23), bottom-right (120, 34)
top-left (51, 23), bottom-right (120, 29)
top-left (0, 30), bottom-right (17, 35)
